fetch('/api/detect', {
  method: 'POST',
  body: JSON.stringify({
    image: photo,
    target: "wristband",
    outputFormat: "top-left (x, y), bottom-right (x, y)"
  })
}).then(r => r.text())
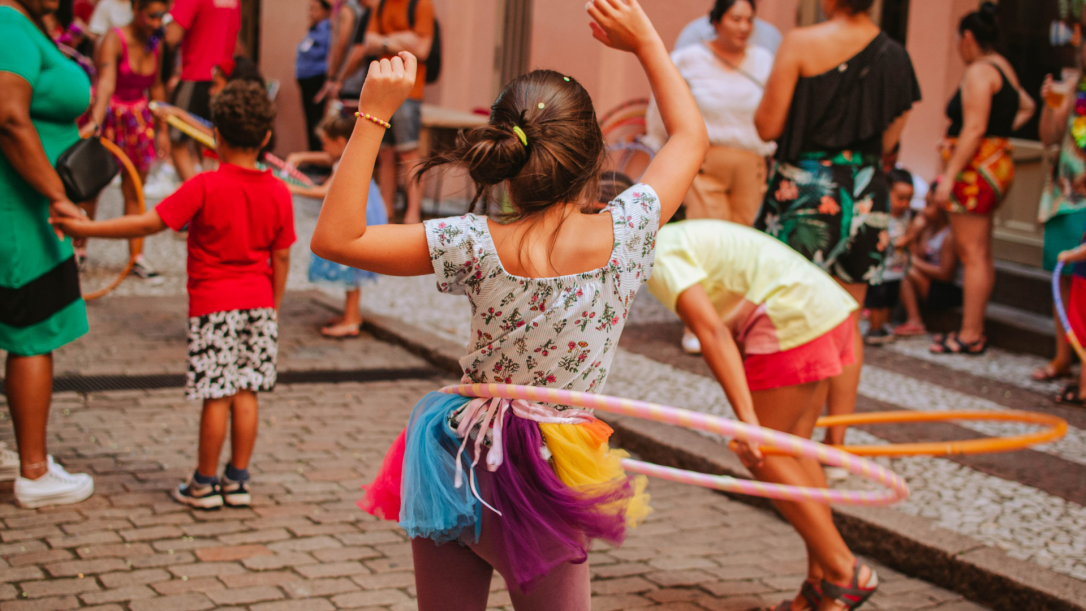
top-left (355, 111), bottom-right (391, 129)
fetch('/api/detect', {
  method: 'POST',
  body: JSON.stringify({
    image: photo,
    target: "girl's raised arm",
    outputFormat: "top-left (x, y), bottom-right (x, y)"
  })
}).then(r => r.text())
top-left (310, 53), bottom-right (433, 276)
top-left (587, 0), bottom-right (708, 226)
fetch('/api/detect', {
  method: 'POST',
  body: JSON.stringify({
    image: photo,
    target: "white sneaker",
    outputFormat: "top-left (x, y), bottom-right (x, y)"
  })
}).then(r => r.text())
top-left (681, 328), bottom-right (702, 355)
top-left (823, 466), bottom-right (850, 482)
top-left (0, 444), bottom-right (18, 482)
top-left (15, 457), bottom-right (94, 508)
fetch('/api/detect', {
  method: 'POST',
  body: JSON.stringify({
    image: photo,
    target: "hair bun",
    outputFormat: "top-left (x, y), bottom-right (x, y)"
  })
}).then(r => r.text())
top-left (462, 124), bottom-right (531, 186)
top-left (979, 1), bottom-right (998, 21)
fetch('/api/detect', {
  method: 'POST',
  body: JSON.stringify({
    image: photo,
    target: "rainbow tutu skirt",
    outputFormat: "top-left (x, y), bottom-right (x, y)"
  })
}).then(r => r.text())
top-left (359, 391), bottom-right (651, 591)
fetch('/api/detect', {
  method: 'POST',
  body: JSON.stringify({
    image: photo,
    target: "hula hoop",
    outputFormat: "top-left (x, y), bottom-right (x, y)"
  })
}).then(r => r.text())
top-left (1053, 261), bottom-right (1086, 361)
top-left (83, 137), bottom-right (145, 301)
top-left (440, 384), bottom-right (910, 506)
top-left (598, 98), bottom-right (649, 126)
top-left (264, 152), bottom-right (316, 187)
top-left (164, 114), bottom-right (216, 150)
top-left (734, 410), bottom-right (1068, 458)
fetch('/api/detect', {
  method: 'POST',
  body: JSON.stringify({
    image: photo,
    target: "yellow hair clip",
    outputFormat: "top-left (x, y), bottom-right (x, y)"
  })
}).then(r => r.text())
top-left (512, 125), bottom-right (528, 147)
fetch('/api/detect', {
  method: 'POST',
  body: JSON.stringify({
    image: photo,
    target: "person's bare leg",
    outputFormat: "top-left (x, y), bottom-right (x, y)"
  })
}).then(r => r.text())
top-left (750, 381), bottom-right (866, 610)
top-left (6, 353), bottom-right (53, 480)
top-left (121, 169), bottom-right (150, 258)
top-left (229, 391), bottom-right (258, 470)
top-left (377, 147), bottom-right (397, 221)
top-left (400, 148), bottom-right (423, 224)
top-left (197, 396), bottom-right (232, 478)
top-left (1037, 275), bottom-right (1074, 379)
top-left (948, 213), bottom-right (994, 345)
top-left (824, 281), bottom-right (866, 446)
top-left (171, 141), bottom-right (199, 183)
top-left (322, 289), bottom-right (363, 337)
top-left (867, 307), bottom-right (890, 333)
top-left (899, 270), bottom-right (926, 328)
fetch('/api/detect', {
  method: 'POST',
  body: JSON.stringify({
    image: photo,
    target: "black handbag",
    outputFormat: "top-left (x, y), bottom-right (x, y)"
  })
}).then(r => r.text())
top-left (55, 136), bottom-right (119, 202)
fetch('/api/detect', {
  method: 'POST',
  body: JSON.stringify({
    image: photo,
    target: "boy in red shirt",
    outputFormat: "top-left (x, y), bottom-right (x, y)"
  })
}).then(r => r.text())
top-left (54, 81), bottom-right (295, 509)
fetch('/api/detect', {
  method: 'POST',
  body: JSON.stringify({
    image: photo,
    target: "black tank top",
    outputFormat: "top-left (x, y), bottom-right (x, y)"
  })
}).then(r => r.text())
top-left (946, 62), bottom-right (1019, 138)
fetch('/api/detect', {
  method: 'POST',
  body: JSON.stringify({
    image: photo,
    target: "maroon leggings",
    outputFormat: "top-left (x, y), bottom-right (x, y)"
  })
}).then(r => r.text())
top-left (410, 462), bottom-right (591, 611)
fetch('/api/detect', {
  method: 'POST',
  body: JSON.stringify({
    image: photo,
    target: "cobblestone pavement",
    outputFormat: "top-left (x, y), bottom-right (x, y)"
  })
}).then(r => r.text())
top-left (0, 309), bottom-right (987, 611)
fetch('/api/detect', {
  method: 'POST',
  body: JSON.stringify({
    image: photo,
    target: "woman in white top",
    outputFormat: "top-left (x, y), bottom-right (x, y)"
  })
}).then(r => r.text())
top-left (646, 0), bottom-right (774, 226)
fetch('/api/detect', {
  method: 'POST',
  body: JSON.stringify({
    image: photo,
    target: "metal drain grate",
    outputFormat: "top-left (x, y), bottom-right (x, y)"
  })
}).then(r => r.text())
top-left (0, 367), bottom-right (441, 395)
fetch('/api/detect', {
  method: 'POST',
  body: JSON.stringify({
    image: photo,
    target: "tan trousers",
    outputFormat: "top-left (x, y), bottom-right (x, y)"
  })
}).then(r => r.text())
top-left (685, 145), bottom-right (768, 226)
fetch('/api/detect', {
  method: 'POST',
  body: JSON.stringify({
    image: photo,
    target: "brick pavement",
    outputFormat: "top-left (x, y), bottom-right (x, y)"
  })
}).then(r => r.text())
top-left (0, 293), bottom-right (989, 610)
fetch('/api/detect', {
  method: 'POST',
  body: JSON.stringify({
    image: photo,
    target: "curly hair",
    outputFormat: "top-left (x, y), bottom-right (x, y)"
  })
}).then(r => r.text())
top-left (210, 81), bottom-right (276, 149)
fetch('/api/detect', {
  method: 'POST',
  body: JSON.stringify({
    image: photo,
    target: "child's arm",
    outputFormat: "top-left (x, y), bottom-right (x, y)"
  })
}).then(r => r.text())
top-left (51, 209), bottom-right (168, 240)
top-left (587, 0), bottom-right (708, 226)
top-left (310, 53), bottom-right (434, 276)
top-left (675, 284), bottom-right (764, 469)
top-left (911, 232), bottom-right (957, 282)
top-left (285, 151), bottom-right (334, 168)
top-left (1058, 243), bottom-right (1086, 264)
top-left (271, 248), bottom-right (290, 312)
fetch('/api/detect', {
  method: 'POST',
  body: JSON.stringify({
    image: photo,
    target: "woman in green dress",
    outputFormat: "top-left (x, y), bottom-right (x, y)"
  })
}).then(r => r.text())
top-left (0, 0), bottom-right (95, 507)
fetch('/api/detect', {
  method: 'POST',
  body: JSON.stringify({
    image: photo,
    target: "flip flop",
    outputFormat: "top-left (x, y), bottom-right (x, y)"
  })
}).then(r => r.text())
top-left (929, 332), bottom-right (987, 356)
top-left (1033, 363), bottom-right (1072, 382)
top-left (1057, 383), bottom-right (1086, 407)
top-left (320, 322), bottom-right (361, 338)
top-left (892, 322), bottom-right (927, 337)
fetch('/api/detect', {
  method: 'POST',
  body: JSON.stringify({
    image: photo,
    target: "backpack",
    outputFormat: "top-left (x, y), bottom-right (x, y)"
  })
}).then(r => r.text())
top-left (377, 0), bottom-right (442, 84)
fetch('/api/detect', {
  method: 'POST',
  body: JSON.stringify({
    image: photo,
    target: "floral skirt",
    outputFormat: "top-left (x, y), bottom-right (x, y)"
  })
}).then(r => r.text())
top-left (939, 137), bottom-right (1014, 215)
top-left (359, 391), bottom-right (650, 592)
top-left (103, 98), bottom-right (156, 174)
top-left (755, 151), bottom-right (891, 285)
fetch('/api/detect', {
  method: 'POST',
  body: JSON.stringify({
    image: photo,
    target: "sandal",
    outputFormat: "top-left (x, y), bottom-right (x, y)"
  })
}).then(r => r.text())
top-left (929, 332), bottom-right (987, 356)
top-left (821, 561), bottom-right (878, 610)
top-left (320, 322), bottom-right (361, 338)
top-left (1057, 383), bottom-right (1086, 407)
top-left (770, 581), bottom-right (822, 611)
top-left (892, 322), bottom-right (927, 337)
top-left (1033, 363), bottom-right (1072, 382)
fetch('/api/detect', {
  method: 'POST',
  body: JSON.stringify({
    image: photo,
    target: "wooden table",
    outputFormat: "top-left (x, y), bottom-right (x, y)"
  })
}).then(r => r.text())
top-left (418, 105), bottom-right (490, 215)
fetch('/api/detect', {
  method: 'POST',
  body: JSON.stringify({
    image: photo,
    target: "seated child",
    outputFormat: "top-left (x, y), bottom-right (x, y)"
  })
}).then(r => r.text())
top-left (864, 169), bottom-right (914, 345)
top-left (286, 115), bottom-right (389, 338)
top-left (647, 219), bottom-right (878, 611)
top-left (53, 81), bottom-right (295, 509)
top-left (894, 190), bottom-right (963, 337)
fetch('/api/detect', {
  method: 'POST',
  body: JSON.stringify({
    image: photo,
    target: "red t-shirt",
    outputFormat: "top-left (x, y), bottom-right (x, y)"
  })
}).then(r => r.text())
top-left (170, 0), bottom-right (241, 82)
top-left (156, 164), bottom-right (296, 317)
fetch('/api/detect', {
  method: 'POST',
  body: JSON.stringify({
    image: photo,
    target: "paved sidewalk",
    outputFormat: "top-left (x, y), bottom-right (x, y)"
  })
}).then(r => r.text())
top-left (0, 294), bottom-right (988, 611)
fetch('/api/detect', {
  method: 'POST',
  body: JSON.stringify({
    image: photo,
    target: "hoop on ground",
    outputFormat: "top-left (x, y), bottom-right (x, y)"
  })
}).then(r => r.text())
top-left (1053, 261), bottom-right (1086, 361)
top-left (440, 383), bottom-right (910, 506)
top-left (734, 410), bottom-right (1068, 458)
top-left (83, 137), bottom-right (144, 301)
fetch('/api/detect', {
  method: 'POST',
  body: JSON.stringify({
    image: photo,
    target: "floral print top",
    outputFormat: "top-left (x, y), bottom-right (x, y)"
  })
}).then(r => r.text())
top-left (423, 184), bottom-right (661, 410)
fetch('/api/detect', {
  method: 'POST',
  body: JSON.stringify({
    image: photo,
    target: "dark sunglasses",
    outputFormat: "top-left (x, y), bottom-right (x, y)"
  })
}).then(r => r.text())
top-left (145, 11), bottom-right (167, 19)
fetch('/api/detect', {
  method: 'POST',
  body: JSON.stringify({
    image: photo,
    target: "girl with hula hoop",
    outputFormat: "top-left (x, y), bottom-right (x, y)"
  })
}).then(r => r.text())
top-left (647, 219), bottom-right (877, 611)
top-left (1054, 241), bottom-right (1086, 405)
top-left (309, 1), bottom-right (708, 607)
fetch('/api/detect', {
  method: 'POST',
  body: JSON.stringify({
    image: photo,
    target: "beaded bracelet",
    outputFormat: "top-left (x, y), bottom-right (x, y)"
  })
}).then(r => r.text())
top-left (355, 111), bottom-right (391, 130)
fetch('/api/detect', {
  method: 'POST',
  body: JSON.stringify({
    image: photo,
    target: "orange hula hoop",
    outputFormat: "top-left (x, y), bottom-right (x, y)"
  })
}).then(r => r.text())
top-left (729, 410), bottom-right (1068, 457)
top-left (82, 137), bottom-right (145, 301)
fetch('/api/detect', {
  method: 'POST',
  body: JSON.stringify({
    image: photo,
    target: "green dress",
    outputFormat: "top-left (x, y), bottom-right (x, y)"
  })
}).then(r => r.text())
top-left (0, 7), bottom-right (91, 356)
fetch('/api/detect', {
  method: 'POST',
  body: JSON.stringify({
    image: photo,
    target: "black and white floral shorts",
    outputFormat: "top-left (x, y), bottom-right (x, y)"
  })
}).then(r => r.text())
top-left (186, 308), bottom-right (278, 400)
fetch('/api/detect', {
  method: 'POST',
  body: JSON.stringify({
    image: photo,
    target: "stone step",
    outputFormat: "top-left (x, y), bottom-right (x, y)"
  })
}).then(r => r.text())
top-left (925, 302), bottom-right (1055, 358)
top-left (993, 260), bottom-right (1053, 317)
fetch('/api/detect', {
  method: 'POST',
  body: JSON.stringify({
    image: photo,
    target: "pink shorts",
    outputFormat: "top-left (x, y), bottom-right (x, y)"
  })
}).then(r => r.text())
top-left (743, 319), bottom-right (855, 392)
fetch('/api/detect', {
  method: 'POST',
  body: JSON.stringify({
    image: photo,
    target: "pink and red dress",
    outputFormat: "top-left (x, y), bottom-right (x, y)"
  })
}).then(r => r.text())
top-left (103, 28), bottom-right (158, 173)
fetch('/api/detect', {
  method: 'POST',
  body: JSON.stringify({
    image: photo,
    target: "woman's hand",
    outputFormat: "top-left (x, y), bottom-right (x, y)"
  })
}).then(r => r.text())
top-left (356, 52), bottom-right (418, 126)
top-left (78, 122), bottom-right (97, 139)
top-left (48, 199), bottom-right (86, 241)
top-left (1058, 245), bottom-right (1086, 263)
top-left (586, 0), bottom-right (660, 56)
top-left (735, 440), bottom-right (764, 469)
top-left (933, 175), bottom-right (953, 207)
top-left (1040, 74), bottom-right (1055, 104)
